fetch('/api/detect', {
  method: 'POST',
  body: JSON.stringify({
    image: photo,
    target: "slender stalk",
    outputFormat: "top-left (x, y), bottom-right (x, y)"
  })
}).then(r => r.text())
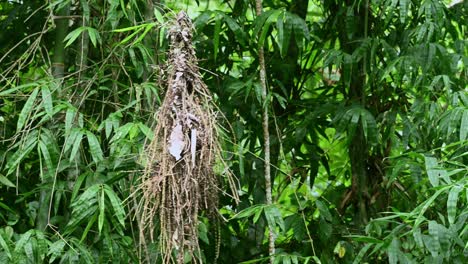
top-left (254, 1), bottom-right (275, 263)
top-left (52, 4), bottom-right (70, 79)
top-left (37, 3), bottom-right (70, 231)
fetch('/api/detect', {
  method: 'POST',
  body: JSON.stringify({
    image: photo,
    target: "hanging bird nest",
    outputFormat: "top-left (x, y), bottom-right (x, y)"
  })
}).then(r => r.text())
top-left (137, 11), bottom-right (238, 263)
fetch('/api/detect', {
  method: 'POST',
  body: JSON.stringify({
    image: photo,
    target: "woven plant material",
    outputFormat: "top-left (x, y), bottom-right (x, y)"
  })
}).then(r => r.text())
top-left (138, 11), bottom-right (237, 263)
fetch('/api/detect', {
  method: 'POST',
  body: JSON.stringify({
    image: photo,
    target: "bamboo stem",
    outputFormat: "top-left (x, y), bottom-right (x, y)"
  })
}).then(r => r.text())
top-left (254, 1), bottom-right (275, 263)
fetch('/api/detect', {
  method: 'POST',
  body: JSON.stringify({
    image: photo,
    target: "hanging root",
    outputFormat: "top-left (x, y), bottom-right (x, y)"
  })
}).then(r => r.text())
top-left (137, 11), bottom-right (238, 263)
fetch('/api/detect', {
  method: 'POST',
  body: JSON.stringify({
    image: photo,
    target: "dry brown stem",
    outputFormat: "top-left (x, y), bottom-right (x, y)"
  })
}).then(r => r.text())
top-left (137, 11), bottom-right (237, 263)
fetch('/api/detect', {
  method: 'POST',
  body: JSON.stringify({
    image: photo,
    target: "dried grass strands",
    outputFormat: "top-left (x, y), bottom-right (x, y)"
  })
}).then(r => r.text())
top-left (137, 11), bottom-right (237, 263)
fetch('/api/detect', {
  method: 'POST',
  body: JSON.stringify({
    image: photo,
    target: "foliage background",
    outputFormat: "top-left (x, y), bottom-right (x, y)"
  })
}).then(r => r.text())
top-left (0, 0), bottom-right (466, 263)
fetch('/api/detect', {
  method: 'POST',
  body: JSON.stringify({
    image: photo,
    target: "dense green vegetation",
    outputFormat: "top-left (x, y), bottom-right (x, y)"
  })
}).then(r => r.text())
top-left (0, 0), bottom-right (466, 263)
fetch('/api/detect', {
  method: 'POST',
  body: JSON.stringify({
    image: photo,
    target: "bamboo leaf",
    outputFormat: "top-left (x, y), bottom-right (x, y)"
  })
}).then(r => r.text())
top-left (424, 156), bottom-right (440, 187)
top-left (64, 27), bottom-right (86, 48)
top-left (258, 10), bottom-right (281, 48)
top-left (64, 128), bottom-right (78, 153)
top-left (71, 172), bottom-right (88, 203)
top-left (0, 82), bottom-right (38, 96)
top-left (17, 87), bottom-right (39, 132)
top-left (69, 129), bottom-right (83, 162)
top-left (113, 23), bottom-right (147, 32)
top-left (38, 140), bottom-right (54, 180)
top-left (289, 12), bottom-right (309, 49)
top-left (219, 12), bottom-right (246, 47)
top-left (387, 238), bottom-right (399, 264)
top-left (104, 185), bottom-right (126, 227)
top-left (460, 109), bottom-right (468, 141)
top-left (138, 122), bottom-right (154, 140)
top-left (41, 85), bottom-right (53, 117)
top-left (134, 23), bottom-right (155, 44)
top-left (80, 211), bottom-right (98, 242)
top-left (233, 204), bottom-right (265, 219)
top-left (414, 186), bottom-right (450, 228)
top-left (65, 107), bottom-right (77, 135)
top-left (213, 15), bottom-right (221, 60)
top-left (154, 8), bottom-right (164, 24)
top-left (0, 233), bottom-right (12, 259)
top-left (118, 26), bottom-right (145, 45)
top-left (86, 131), bottom-right (104, 163)
top-left (6, 131), bottom-right (38, 176)
top-left (400, 0), bottom-right (409, 23)
top-left (0, 174), bottom-right (15, 188)
top-left (353, 243), bottom-right (372, 264)
top-left (87, 27), bottom-right (101, 47)
top-left (105, 118), bottom-right (113, 139)
top-left (67, 185), bottom-right (100, 232)
top-left (98, 186), bottom-right (105, 234)
top-left (447, 185), bottom-right (462, 225)
top-left (13, 230), bottom-right (31, 254)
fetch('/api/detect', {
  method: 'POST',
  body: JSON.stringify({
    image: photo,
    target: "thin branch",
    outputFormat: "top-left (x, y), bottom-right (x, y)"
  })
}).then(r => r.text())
top-left (254, 0), bottom-right (275, 263)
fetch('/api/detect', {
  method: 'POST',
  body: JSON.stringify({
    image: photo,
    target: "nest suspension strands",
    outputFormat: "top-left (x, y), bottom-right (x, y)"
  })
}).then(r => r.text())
top-left (138, 11), bottom-right (236, 263)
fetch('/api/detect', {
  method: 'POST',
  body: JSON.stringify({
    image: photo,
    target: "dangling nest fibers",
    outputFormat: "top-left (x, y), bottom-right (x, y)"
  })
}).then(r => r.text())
top-left (138, 11), bottom-right (237, 263)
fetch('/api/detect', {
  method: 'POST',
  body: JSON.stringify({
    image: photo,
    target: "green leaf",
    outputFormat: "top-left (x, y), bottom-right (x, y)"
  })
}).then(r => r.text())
top-left (87, 27), bottom-right (101, 47)
top-left (414, 186), bottom-right (450, 228)
top-left (353, 244), bottom-right (372, 264)
top-left (0, 82), bottom-right (38, 96)
top-left (69, 129), bottom-right (83, 162)
top-left (424, 156), bottom-right (440, 187)
top-left (198, 221), bottom-right (209, 244)
top-left (413, 227), bottom-right (424, 249)
top-left (98, 186), bottom-right (105, 234)
top-left (447, 185), bottom-right (462, 225)
top-left (86, 131), bottom-right (104, 163)
top-left (71, 172), bottom-right (88, 202)
top-left (6, 131), bottom-right (38, 176)
top-left (128, 123), bottom-right (140, 140)
top-left (105, 118), bottom-right (113, 139)
top-left (134, 23), bottom-right (155, 44)
top-left (233, 204), bottom-right (265, 219)
top-left (64, 27), bottom-right (86, 48)
top-left (17, 87), bottom-right (39, 132)
top-left (138, 122), bottom-right (153, 140)
top-left (347, 235), bottom-right (383, 244)
top-left (80, 211), bottom-right (97, 242)
top-left (253, 9), bottom-right (281, 48)
top-left (118, 26), bottom-right (145, 45)
top-left (400, 0), bottom-right (409, 23)
top-left (48, 240), bottom-right (65, 263)
top-left (213, 15), bottom-right (221, 60)
top-left (264, 205), bottom-right (284, 232)
top-left (41, 85), bottom-right (53, 117)
top-left (120, 0), bottom-right (128, 18)
top-left (38, 140), bottom-right (55, 180)
top-left (0, 174), bottom-right (15, 188)
top-left (66, 185), bottom-right (100, 233)
top-left (289, 12), bottom-right (309, 49)
top-left (259, 10), bottom-right (281, 48)
top-left (388, 238), bottom-right (399, 264)
top-left (154, 8), bottom-right (164, 24)
top-left (113, 23), bottom-right (147, 33)
top-left (0, 233), bottom-right (12, 259)
top-left (460, 109), bottom-right (468, 141)
top-left (14, 230), bottom-right (32, 253)
top-left (103, 185), bottom-right (126, 227)
top-left (110, 123), bottom-right (133, 143)
top-left (219, 12), bottom-right (246, 47)
top-left (65, 107), bottom-right (77, 135)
